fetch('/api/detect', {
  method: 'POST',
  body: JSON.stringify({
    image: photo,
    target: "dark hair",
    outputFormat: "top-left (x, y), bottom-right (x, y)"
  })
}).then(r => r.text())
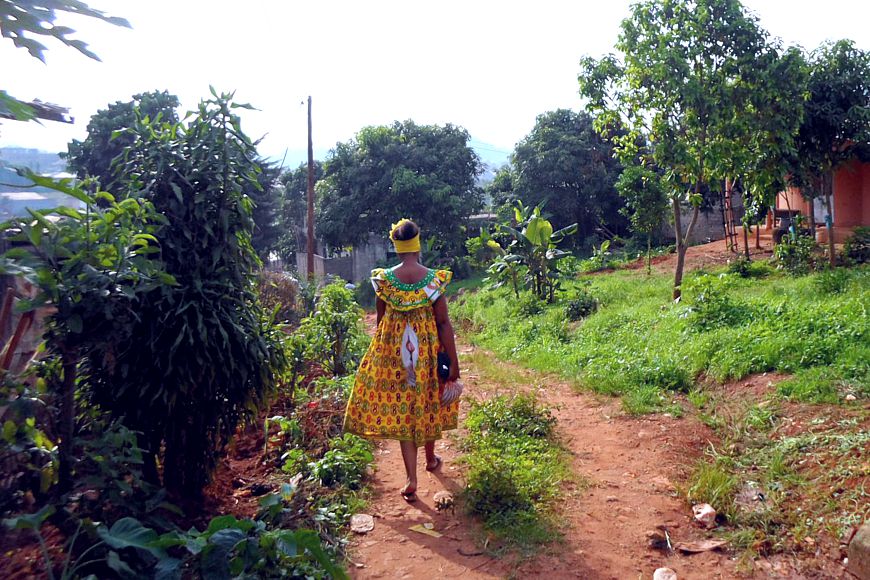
top-left (391, 220), bottom-right (420, 241)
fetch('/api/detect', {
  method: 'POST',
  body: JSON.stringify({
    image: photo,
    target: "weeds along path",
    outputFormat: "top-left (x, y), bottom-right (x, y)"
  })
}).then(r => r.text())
top-left (349, 316), bottom-right (742, 579)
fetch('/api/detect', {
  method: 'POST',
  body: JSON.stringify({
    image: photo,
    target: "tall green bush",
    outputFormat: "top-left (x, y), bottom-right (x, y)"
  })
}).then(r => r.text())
top-left (87, 92), bottom-right (284, 496)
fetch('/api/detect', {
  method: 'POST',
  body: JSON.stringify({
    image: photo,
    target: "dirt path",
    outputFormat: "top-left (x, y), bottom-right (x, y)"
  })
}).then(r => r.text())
top-left (348, 331), bottom-right (754, 579)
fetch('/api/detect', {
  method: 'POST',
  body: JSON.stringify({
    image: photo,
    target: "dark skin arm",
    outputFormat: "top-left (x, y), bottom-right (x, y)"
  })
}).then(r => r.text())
top-left (376, 297), bottom-right (386, 327)
top-left (433, 296), bottom-right (460, 382)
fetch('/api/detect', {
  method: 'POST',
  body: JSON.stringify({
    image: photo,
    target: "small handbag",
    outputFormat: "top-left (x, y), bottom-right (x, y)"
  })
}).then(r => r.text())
top-left (436, 351), bottom-right (451, 381)
top-left (436, 351), bottom-right (463, 404)
top-left (441, 380), bottom-right (464, 405)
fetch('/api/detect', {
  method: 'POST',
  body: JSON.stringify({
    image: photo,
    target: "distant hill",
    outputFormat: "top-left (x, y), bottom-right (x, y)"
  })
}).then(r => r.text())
top-left (0, 152), bottom-right (83, 220)
top-left (0, 147), bottom-right (66, 174)
top-left (469, 138), bottom-right (511, 185)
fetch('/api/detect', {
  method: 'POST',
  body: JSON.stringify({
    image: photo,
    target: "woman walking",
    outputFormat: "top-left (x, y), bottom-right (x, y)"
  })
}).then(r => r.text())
top-left (344, 219), bottom-right (460, 501)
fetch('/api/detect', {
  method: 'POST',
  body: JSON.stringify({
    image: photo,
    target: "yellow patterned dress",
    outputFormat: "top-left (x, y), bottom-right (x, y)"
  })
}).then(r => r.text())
top-left (344, 268), bottom-right (459, 445)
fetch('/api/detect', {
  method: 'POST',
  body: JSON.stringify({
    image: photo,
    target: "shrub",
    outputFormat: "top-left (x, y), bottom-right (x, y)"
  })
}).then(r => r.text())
top-left (308, 433), bottom-right (372, 489)
top-left (565, 290), bottom-right (599, 321)
top-left (843, 226), bottom-right (870, 264)
top-left (463, 394), bottom-right (565, 550)
top-left (557, 255), bottom-right (583, 276)
top-left (297, 282), bottom-right (367, 376)
top-left (580, 240), bottom-right (613, 273)
top-left (512, 292), bottom-right (545, 318)
top-left (813, 268), bottom-right (851, 294)
top-left (465, 394), bottom-right (557, 439)
top-left (685, 274), bottom-right (750, 331)
top-left (258, 271), bottom-right (300, 325)
top-left (774, 234), bottom-right (817, 275)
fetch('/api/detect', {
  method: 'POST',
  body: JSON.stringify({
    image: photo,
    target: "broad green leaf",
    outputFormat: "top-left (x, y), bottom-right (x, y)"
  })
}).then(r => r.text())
top-left (2, 505), bottom-right (55, 531)
top-left (98, 517), bottom-right (163, 557)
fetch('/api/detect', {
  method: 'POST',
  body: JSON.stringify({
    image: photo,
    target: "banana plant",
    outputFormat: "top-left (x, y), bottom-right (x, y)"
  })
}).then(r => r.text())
top-left (487, 204), bottom-right (577, 303)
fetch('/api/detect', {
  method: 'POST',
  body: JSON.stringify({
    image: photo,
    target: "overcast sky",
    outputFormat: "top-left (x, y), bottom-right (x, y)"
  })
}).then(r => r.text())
top-left (3, 0), bottom-right (869, 166)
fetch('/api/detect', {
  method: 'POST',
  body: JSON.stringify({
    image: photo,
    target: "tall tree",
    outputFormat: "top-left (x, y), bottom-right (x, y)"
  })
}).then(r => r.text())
top-left (277, 161), bottom-right (323, 262)
top-left (789, 40), bottom-right (870, 266)
top-left (580, 0), bottom-right (776, 299)
top-left (615, 164), bottom-right (669, 273)
top-left (248, 158), bottom-right (283, 261)
top-left (511, 109), bottom-right (625, 245)
top-left (65, 90), bottom-right (179, 192)
top-left (318, 120), bottom-right (482, 253)
top-left (88, 92), bottom-right (282, 496)
top-left (710, 46), bottom-right (808, 258)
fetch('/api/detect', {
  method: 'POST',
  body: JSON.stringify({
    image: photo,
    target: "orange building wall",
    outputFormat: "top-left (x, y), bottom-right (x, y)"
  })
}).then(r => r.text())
top-left (833, 159), bottom-right (865, 228)
top-left (774, 160), bottom-right (868, 243)
top-left (776, 186), bottom-right (810, 215)
top-left (864, 162), bottom-right (870, 225)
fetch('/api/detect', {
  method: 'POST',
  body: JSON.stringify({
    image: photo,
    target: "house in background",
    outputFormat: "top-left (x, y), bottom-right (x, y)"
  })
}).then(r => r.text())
top-left (765, 159), bottom-right (870, 243)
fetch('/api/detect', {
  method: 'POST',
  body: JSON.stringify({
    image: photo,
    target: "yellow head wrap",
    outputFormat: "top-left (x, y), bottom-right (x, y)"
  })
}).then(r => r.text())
top-left (389, 218), bottom-right (421, 253)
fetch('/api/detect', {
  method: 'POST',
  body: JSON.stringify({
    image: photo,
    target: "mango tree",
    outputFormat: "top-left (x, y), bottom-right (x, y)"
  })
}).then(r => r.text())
top-left (789, 40), bottom-right (870, 267)
top-left (615, 164), bottom-right (668, 274)
top-left (580, 0), bottom-right (781, 299)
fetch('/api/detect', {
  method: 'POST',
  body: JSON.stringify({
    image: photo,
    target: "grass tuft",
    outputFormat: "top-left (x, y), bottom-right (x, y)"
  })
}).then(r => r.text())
top-left (461, 394), bottom-right (569, 554)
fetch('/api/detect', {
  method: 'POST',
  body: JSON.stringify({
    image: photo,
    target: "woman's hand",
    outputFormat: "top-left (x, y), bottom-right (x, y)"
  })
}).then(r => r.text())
top-left (448, 362), bottom-right (460, 382)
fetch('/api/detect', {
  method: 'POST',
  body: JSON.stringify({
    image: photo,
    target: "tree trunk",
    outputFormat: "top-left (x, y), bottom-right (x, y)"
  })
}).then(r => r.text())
top-left (755, 225), bottom-right (761, 250)
top-left (646, 233), bottom-right (652, 275)
top-left (808, 189), bottom-right (816, 238)
top-left (743, 223), bottom-right (750, 260)
top-left (58, 351), bottom-right (77, 491)
top-left (672, 196), bottom-right (701, 301)
top-left (824, 171), bottom-right (836, 267)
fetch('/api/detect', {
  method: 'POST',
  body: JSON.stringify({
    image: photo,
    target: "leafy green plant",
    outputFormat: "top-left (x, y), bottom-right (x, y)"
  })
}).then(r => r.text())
top-left (308, 434), bottom-right (372, 489)
top-left (813, 268), bottom-right (851, 294)
top-left (728, 257), bottom-right (774, 279)
top-left (488, 203), bottom-right (578, 303)
top-left (264, 415), bottom-right (302, 458)
top-left (84, 92), bottom-right (285, 496)
top-left (685, 274), bottom-right (750, 331)
top-left (580, 240), bottom-right (613, 273)
top-left (4, 507), bottom-right (349, 580)
top-left (843, 226), bottom-right (870, 264)
top-left (512, 292), bottom-right (545, 318)
top-left (0, 173), bottom-right (167, 489)
top-left (564, 289), bottom-right (599, 321)
top-left (0, 372), bottom-right (58, 505)
top-left (616, 164), bottom-right (669, 274)
top-left (774, 234), bottom-right (817, 275)
top-left (296, 282), bottom-right (366, 376)
top-left (462, 394), bottom-right (566, 552)
top-left (298, 285), bottom-right (364, 377)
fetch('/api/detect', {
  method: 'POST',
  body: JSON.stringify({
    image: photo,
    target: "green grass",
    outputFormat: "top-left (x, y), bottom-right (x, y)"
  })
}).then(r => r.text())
top-left (453, 265), bottom-right (870, 413)
top-left (460, 394), bottom-right (570, 555)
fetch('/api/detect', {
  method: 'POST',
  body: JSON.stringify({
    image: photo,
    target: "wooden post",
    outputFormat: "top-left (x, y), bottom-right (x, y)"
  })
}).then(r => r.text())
top-left (306, 96), bottom-right (315, 279)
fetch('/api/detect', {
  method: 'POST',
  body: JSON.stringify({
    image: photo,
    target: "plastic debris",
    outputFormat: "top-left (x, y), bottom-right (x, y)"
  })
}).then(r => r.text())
top-left (350, 514), bottom-right (375, 534)
top-left (674, 539), bottom-right (728, 553)
top-left (653, 567), bottom-right (677, 580)
top-left (409, 524), bottom-right (442, 538)
top-left (692, 503), bottom-right (717, 528)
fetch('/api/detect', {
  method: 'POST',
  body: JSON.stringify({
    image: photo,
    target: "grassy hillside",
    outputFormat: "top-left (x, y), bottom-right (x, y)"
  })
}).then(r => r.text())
top-left (453, 264), bottom-right (869, 413)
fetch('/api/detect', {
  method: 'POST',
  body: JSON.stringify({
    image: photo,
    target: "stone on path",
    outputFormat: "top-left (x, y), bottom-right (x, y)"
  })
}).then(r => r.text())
top-left (653, 567), bottom-right (677, 580)
top-left (350, 513), bottom-right (375, 534)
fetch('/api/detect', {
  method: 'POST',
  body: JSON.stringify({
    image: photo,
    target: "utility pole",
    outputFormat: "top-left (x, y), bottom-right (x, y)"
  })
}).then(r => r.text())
top-left (306, 96), bottom-right (315, 279)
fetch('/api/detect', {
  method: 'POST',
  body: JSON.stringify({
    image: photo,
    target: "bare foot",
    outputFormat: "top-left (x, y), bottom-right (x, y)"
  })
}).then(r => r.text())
top-left (401, 481), bottom-right (417, 502)
top-left (425, 455), bottom-right (442, 472)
